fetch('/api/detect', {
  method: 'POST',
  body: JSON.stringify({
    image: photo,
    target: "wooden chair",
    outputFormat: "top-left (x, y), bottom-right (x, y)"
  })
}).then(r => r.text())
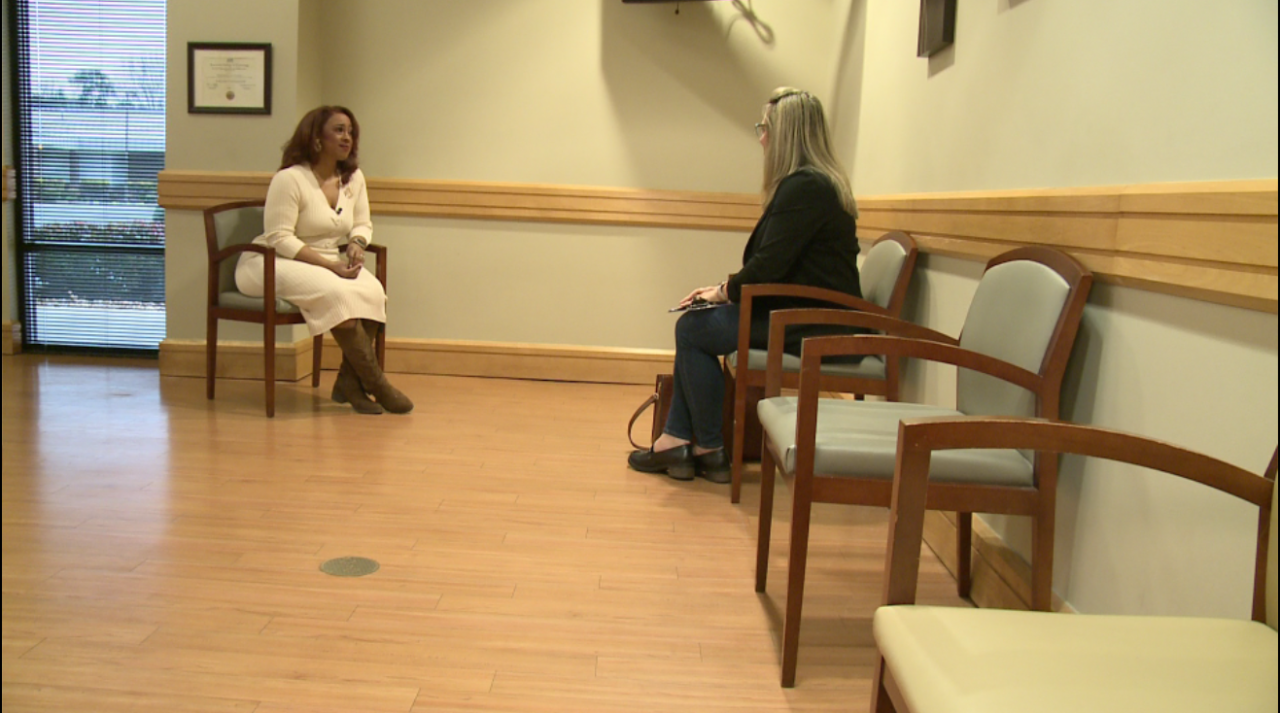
top-left (755, 246), bottom-right (1092, 686)
top-left (725, 231), bottom-right (918, 503)
top-left (204, 200), bottom-right (387, 417)
top-left (873, 416), bottom-right (1278, 713)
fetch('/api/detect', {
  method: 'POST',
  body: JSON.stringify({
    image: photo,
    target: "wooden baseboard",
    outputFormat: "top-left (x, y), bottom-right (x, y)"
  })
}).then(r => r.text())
top-left (162, 336), bottom-right (674, 385)
top-left (159, 337), bottom-right (318, 381)
top-left (1, 321), bottom-right (20, 355)
top-left (921, 510), bottom-right (1073, 613)
top-left (327, 337), bottom-right (673, 384)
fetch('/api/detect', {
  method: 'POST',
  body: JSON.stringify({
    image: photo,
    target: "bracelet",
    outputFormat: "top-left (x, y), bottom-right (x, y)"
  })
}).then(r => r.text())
top-left (351, 237), bottom-right (369, 249)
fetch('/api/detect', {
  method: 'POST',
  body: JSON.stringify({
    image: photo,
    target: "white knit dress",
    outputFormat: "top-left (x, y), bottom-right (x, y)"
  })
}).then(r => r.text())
top-left (235, 165), bottom-right (387, 336)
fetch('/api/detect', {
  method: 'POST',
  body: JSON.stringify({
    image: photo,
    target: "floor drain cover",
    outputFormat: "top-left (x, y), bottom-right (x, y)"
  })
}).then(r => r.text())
top-left (320, 556), bottom-right (380, 577)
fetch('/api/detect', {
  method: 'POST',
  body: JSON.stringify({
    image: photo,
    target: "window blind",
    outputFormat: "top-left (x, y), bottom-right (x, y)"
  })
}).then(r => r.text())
top-left (13, 0), bottom-right (166, 351)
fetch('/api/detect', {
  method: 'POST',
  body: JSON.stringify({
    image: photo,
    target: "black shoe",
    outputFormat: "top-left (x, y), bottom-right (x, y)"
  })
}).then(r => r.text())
top-left (628, 445), bottom-right (695, 481)
top-left (694, 449), bottom-right (731, 484)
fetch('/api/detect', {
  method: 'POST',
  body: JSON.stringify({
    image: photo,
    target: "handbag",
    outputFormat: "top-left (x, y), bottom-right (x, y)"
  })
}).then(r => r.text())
top-left (627, 374), bottom-right (674, 450)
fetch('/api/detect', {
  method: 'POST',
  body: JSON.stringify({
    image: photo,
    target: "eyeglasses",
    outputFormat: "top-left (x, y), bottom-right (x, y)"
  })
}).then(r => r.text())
top-left (754, 122), bottom-right (768, 139)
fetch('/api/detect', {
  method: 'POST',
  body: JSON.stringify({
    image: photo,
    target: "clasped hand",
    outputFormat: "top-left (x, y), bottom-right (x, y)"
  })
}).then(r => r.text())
top-left (330, 245), bottom-right (365, 279)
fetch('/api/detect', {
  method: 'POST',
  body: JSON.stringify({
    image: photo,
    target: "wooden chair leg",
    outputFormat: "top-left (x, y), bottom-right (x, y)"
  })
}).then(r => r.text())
top-left (264, 324), bottom-right (276, 418)
top-left (1032, 506), bottom-right (1055, 611)
top-left (871, 657), bottom-right (897, 713)
top-left (730, 366), bottom-right (748, 504)
top-left (311, 334), bottom-right (323, 388)
top-left (956, 512), bottom-right (973, 600)
top-left (721, 364), bottom-right (736, 453)
top-left (206, 314), bottom-right (218, 400)
top-left (755, 446), bottom-right (777, 593)
top-left (781, 470), bottom-right (814, 688)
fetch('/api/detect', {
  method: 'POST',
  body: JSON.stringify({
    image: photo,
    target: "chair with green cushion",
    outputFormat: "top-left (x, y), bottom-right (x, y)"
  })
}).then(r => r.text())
top-left (725, 231), bottom-right (918, 503)
top-left (873, 416), bottom-right (1277, 713)
top-left (754, 246), bottom-right (1092, 687)
top-left (204, 200), bottom-right (386, 417)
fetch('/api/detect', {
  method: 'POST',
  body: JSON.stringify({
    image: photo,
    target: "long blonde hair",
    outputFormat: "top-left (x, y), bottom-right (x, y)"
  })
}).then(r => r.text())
top-left (760, 87), bottom-right (857, 218)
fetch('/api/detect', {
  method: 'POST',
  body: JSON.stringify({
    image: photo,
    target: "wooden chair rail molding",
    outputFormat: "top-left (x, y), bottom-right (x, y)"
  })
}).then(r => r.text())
top-left (858, 179), bottom-right (1278, 313)
top-left (158, 172), bottom-right (1278, 313)
top-left (157, 170), bottom-right (761, 232)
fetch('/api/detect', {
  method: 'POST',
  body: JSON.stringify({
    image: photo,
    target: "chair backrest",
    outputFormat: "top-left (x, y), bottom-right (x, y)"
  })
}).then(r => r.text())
top-left (884, 417), bottom-right (1277, 628)
top-left (956, 247), bottom-right (1091, 420)
top-left (860, 231), bottom-right (917, 315)
top-left (205, 201), bottom-right (266, 294)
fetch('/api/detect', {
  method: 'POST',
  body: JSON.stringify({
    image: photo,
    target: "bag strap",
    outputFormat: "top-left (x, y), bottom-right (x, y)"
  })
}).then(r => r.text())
top-left (627, 392), bottom-right (659, 451)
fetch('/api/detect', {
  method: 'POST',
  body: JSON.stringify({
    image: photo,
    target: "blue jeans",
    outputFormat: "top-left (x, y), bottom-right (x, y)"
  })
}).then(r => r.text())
top-left (663, 304), bottom-right (744, 449)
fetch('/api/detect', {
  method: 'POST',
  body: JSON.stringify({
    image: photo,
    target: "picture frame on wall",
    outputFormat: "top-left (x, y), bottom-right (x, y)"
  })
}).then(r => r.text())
top-left (187, 42), bottom-right (273, 115)
top-left (917, 0), bottom-right (957, 58)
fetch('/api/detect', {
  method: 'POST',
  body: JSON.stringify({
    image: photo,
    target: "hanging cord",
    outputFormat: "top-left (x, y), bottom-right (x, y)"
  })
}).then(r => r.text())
top-left (730, 0), bottom-right (774, 44)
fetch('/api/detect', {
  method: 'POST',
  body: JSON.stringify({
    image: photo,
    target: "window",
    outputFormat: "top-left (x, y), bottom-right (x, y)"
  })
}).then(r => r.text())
top-left (12, 0), bottom-right (166, 352)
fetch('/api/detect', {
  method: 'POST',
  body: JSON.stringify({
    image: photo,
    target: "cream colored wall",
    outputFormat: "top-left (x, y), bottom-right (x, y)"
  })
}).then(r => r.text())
top-left (317, 0), bottom-right (844, 190)
top-left (164, 0), bottom-right (309, 342)
top-left (163, 0), bottom-right (852, 347)
top-left (295, 0), bottom-right (321, 113)
top-left (835, 0), bottom-right (1279, 617)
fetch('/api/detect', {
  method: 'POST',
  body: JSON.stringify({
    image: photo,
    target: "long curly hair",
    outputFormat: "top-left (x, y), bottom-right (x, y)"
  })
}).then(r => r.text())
top-left (279, 105), bottom-right (361, 185)
top-left (760, 88), bottom-right (857, 218)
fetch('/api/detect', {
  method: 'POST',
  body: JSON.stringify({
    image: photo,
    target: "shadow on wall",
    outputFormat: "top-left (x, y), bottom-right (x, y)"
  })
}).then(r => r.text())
top-left (1044, 299), bottom-right (1106, 595)
top-left (829, 0), bottom-right (868, 172)
top-left (599, 0), bottom-right (771, 187)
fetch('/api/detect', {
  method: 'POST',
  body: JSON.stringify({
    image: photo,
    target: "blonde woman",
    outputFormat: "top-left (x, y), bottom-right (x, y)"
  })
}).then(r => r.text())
top-left (628, 88), bottom-right (862, 482)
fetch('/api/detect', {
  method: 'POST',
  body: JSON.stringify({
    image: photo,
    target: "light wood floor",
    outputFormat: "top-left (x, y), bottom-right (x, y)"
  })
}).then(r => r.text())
top-left (2, 355), bottom-right (967, 712)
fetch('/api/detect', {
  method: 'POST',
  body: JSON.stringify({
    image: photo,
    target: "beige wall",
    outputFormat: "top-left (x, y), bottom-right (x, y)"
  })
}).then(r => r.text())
top-left (317, 0), bottom-right (846, 191)
top-left (163, 0), bottom-right (851, 345)
top-left (834, 0), bottom-right (1278, 618)
top-left (165, 0), bottom-right (308, 342)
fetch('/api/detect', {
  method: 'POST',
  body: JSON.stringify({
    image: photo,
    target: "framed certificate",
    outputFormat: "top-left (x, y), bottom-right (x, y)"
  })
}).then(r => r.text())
top-left (187, 42), bottom-right (272, 114)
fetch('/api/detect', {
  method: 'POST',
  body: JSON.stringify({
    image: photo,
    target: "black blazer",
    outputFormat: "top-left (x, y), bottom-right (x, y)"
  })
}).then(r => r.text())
top-left (725, 169), bottom-right (864, 356)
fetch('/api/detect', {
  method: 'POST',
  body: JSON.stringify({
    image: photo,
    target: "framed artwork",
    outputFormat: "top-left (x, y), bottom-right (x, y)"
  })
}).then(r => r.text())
top-left (188, 42), bottom-right (273, 114)
top-left (917, 0), bottom-right (957, 58)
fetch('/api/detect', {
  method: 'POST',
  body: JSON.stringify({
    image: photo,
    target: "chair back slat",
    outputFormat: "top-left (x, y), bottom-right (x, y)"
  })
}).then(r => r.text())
top-left (957, 260), bottom-right (1071, 419)
top-left (206, 202), bottom-right (266, 294)
top-left (860, 238), bottom-right (908, 310)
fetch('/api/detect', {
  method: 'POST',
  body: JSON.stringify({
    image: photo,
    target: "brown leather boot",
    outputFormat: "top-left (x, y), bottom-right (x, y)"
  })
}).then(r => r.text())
top-left (331, 358), bottom-right (383, 414)
top-left (361, 318), bottom-right (381, 347)
top-left (331, 324), bottom-right (414, 414)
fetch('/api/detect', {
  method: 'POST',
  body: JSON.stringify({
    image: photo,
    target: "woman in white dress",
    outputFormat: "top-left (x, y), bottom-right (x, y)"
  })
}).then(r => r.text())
top-left (235, 106), bottom-right (412, 414)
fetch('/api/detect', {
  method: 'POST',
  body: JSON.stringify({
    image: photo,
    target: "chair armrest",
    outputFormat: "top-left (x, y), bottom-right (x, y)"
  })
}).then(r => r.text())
top-left (364, 243), bottom-right (388, 289)
top-left (794, 335), bottom-right (1043, 397)
top-left (768, 308), bottom-right (958, 345)
top-left (735, 284), bottom-right (891, 363)
top-left (739, 283), bottom-right (891, 316)
top-left (880, 416), bottom-right (1277, 612)
top-left (211, 242), bottom-right (274, 266)
top-left (208, 244), bottom-right (276, 307)
top-left (761, 311), bottom-right (959, 397)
